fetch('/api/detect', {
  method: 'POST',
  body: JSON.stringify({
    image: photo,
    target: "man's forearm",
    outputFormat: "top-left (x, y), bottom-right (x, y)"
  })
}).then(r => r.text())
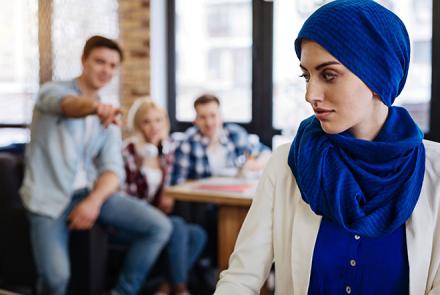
top-left (61, 95), bottom-right (97, 118)
top-left (88, 171), bottom-right (120, 205)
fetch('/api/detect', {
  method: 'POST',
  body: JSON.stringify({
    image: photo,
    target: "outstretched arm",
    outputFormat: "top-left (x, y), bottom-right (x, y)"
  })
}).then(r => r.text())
top-left (61, 95), bottom-right (121, 127)
top-left (34, 82), bottom-right (121, 127)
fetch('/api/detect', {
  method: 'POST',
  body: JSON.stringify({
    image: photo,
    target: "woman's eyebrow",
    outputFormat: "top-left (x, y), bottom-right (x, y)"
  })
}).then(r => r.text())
top-left (300, 61), bottom-right (341, 71)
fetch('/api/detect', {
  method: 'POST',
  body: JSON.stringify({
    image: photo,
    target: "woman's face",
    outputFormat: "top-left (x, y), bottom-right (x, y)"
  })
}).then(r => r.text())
top-left (300, 40), bottom-right (386, 139)
top-left (138, 108), bottom-right (167, 145)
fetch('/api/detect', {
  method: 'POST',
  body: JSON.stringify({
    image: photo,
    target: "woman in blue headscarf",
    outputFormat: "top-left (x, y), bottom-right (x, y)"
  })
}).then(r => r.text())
top-left (215, 1), bottom-right (440, 294)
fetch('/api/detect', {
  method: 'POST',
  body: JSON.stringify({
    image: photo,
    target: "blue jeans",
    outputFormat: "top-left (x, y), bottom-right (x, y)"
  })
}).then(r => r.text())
top-left (28, 189), bottom-right (172, 295)
top-left (166, 216), bottom-right (207, 285)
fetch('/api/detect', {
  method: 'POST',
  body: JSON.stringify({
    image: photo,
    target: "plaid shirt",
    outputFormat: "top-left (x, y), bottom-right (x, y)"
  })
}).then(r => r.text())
top-left (169, 123), bottom-right (267, 185)
top-left (123, 138), bottom-right (175, 205)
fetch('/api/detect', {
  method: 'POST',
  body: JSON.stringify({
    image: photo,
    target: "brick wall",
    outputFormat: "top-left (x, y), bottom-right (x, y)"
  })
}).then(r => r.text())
top-left (118, 0), bottom-right (151, 112)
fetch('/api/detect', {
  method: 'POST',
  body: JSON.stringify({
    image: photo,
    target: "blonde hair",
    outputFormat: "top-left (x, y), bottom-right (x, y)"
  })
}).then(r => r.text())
top-left (127, 97), bottom-right (170, 143)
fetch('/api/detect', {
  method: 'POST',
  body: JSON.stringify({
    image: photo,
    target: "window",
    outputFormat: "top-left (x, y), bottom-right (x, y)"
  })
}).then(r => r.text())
top-left (0, 0), bottom-right (120, 146)
top-left (387, 0), bottom-right (432, 132)
top-left (52, 0), bottom-right (120, 105)
top-left (0, 0), bottom-right (38, 145)
top-left (0, 0), bottom-right (39, 126)
top-left (174, 0), bottom-right (252, 122)
top-left (272, 0), bottom-right (316, 140)
top-left (168, 0), bottom-right (439, 146)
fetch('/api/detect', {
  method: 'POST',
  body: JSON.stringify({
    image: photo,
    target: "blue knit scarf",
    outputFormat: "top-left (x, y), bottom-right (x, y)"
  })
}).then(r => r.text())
top-left (288, 107), bottom-right (425, 238)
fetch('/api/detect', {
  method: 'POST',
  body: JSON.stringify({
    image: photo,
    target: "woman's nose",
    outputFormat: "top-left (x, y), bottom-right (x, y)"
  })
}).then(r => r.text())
top-left (305, 79), bottom-right (324, 105)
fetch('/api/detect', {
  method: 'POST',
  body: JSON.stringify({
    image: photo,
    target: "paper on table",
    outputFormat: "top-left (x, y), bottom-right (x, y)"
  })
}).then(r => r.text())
top-left (192, 177), bottom-right (257, 193)
top-left (196, 183), bottom-right (255, 193)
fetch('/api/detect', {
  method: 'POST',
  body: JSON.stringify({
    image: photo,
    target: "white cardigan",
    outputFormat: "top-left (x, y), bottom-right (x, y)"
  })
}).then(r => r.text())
top-left (215, 140), bottom-right (440, 295)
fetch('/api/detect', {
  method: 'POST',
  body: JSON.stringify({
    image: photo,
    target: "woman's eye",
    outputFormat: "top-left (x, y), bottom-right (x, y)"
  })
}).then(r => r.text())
top-left (299, 73), bottom-right (310, 82)
top-left (322, 71), bottom-right (336, 81)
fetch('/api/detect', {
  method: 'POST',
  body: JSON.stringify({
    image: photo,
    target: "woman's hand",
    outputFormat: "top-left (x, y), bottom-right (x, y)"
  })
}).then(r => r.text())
top-left (158, 196), bottom-right (175, 214)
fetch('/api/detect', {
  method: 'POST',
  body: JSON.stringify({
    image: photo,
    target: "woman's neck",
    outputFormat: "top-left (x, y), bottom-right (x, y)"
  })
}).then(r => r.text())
top-left (350, 102), bottom-right (389, 141)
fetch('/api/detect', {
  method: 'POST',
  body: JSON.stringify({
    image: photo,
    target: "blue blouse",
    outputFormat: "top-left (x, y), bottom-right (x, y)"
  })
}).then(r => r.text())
top-left (307, 218), bottom-right (409, 295)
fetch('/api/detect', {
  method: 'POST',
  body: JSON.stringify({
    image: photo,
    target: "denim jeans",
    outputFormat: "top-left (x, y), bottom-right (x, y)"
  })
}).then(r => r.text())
top-left (28, 188), bottom-right (172, 295)
top-left (166, 216), bottom-right (207, 285)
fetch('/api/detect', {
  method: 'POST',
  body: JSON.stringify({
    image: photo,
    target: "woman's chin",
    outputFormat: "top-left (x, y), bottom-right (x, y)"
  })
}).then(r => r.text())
top-left (320, 122), bottom-right (344, 135)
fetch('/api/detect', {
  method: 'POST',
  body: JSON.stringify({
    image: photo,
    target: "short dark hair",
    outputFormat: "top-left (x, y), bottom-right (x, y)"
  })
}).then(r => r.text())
top-left (193, 94), bottom-right (220, 110)
top-left (82, 35), bottom-right (124, 62)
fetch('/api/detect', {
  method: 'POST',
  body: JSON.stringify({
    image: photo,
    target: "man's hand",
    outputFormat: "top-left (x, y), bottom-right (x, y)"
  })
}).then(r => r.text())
top-left (68, 196), bottom-right (103, 230)
top-left (238, 152), bottom-right (272, 178)
top-left (69, 171), bottom-right (119, 230)
top-left (96, 102), bottom-right (122, 128)
top-left (242, 157), bottom-right (264, 172)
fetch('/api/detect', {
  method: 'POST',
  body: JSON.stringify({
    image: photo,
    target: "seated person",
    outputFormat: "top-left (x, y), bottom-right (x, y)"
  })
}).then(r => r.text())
top-left (20, 35), bottom-right (171, 295)
top-left (168, 94), bottom-right (270, 270)
top-left (170, 93), bottom-right (270, 185)
top-left (123, 97), bottom-right (207, 295)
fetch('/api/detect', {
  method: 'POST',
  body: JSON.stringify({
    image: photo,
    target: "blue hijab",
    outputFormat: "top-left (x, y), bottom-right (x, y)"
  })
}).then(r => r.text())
top-left (288, 0), bottom-right (425, 238)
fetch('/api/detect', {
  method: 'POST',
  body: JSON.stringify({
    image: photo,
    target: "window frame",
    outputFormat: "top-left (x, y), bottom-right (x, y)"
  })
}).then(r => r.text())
top-left (166, 0), bottom-right (280, 147)
top-left (426, 0), bottom-right (440, 142)
top-left (0, 0), bottom-right (47, 129)
top-left (167, 0), bottom-right (439, 146)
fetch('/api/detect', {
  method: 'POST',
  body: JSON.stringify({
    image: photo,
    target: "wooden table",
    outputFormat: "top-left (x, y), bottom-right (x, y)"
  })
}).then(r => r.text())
top-left (163, 177), bottom-right (256, 272)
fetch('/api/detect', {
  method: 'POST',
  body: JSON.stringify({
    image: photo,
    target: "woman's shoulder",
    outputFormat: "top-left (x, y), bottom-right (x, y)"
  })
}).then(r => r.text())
top-left (122, 137), bottom-right (138, 156)
top-left (420, 140), bottom-right (440, 210)
top-left (423, 140), bottom-right (440, 178)
top-left (423, 139), bottom-right (440, 154)
top-left (271, 143), bottom-right (291, 160)
top-left (263, 143), bottom-right (292, 178)
top-left (123, 136), bottom-right (138, 148)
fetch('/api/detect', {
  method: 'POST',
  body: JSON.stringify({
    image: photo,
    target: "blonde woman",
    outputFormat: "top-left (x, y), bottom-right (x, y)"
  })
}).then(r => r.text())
top-left (123, 98), bottom-right (206, 295)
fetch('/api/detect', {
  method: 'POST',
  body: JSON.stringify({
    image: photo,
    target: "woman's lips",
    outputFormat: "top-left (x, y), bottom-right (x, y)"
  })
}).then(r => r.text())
top-left (314, 108), bottom-right (335, 120)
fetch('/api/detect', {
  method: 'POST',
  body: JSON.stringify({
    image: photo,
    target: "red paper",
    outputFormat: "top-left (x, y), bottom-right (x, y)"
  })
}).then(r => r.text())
top-left (195, 183), bottom-right (255, 193)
